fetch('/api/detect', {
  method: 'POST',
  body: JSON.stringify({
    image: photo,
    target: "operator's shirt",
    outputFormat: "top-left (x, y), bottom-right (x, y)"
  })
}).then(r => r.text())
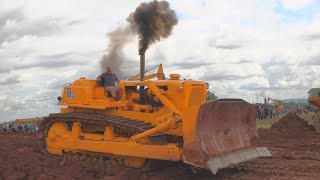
top-left (99, 73), bottom-right (118, 87)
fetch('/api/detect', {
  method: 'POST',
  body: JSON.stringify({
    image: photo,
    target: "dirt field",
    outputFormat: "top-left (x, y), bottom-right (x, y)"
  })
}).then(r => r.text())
top-left (1, 113), bottom-right (320, 180)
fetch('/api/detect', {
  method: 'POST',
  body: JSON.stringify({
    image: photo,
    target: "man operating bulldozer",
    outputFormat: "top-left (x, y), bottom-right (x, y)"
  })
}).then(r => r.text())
top-left (97, 66), bottom-right (121, 100)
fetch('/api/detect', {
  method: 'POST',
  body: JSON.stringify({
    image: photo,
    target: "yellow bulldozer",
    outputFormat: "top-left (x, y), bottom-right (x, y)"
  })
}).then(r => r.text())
top-left (308, 88), bottom-right (320, 131)
top-left (38, 53), bottom-right (271, 174)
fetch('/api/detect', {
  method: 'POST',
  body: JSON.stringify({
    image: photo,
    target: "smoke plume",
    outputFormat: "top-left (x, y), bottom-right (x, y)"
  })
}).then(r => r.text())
top-left (100, 27), bottom-right (132, 77)
top-left (100, 0), bottom-right (178, 76)
top-left (260, 90), bottom-right (267, 98)
top-left (127, 0), bottom-right (178, 54)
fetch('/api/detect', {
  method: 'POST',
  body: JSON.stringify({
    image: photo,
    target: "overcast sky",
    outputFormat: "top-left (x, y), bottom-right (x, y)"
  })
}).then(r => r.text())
top-left (1, 0), bottom-right (320, 121)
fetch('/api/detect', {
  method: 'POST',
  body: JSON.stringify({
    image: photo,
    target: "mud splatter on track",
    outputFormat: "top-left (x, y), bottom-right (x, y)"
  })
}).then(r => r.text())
top-left (1, 113), bottom-right (320, 179)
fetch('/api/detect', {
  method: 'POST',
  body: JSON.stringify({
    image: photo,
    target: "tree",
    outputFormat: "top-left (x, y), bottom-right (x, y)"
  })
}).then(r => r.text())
top-left (206, 91), bottom-right (218, 101)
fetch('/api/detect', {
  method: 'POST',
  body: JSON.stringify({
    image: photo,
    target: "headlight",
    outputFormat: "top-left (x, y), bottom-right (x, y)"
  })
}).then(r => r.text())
top-left (180, 83), bottom-right (184, 91)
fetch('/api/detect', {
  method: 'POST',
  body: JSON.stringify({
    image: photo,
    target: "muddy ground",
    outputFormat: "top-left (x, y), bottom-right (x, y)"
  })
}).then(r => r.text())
top-left (1, 113), bottom-right (320, 180)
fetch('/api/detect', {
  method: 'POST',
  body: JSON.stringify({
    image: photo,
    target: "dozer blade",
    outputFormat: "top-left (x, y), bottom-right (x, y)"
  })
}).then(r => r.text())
top-left (183, 99), bottom-right (271, 174)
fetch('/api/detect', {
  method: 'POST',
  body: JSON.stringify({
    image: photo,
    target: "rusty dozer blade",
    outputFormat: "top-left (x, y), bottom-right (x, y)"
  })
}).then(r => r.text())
top-left (183, 99), bottom-right (271, 174)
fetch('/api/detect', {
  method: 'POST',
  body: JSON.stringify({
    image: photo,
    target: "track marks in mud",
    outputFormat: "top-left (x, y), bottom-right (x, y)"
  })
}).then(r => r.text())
top-left (1, 114), bottom-right (320, 179)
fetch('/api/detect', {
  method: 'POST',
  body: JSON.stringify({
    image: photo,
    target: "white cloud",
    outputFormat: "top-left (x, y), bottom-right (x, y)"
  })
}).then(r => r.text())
top-left (201, 63), bottom-right (264, 81)
top-left (280, 0), bottom-right (316, 11)
top-left (1, 0), bottom-right (320, 121)
top-left (241, 76), bottom-right (271, 90)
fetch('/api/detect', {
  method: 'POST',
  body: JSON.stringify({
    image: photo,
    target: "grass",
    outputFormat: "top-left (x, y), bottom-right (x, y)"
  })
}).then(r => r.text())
top-left (256, 115), bottom-right (284, 129)
top-left (256, 112), bottom-right (316, 129)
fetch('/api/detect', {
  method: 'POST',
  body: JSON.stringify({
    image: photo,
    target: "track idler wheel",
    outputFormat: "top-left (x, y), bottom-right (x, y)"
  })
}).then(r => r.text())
top-left (46, 122), bottom-right (68, 155)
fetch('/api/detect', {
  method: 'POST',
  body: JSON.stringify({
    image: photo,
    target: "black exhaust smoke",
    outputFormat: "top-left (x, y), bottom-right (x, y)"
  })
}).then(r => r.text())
top-left (127, 0), bottom-right (178, 81)
top-left (100, 1), bottom-right (178, 81)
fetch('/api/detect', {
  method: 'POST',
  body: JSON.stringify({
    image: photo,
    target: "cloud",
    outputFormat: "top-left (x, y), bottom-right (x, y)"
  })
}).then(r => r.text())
top-left (302, 33), bottom-right (320, 41)
top-left (0, 7), bottom-right (83, 46)
top-left (240, 76), bottom-right (270, 90)
top-left (0, 8), bottom-right (23, 27)
top-left (0, 95), bottom-right (59, 121)
top-left (0, 75), bottom-right (21, 85)
top-left (170, 56), bottom-right (211, 69)
top-left (261, 60), bottom-right (295, 87)
top-left (22, 52), bottom-right (89, 69)
top-left (239, 59), bottom-right (253, 64)
top-left (33, 79), bottom-right (64, 100)
top-left (201, 63), bottom-right (264, 81)
top-left (269, 65), bottom-right (318, 90)
top-left (280, 0), bottom-right (316, 11)
top-left (302, 54), bottom-right (320, 65)
top-left (1, 0), bottom-right (320, 121)
top-left (207, 24), bottom-right (254, 50)
top-left (0, 67), bottom-right (11, 74)
top-left (208, 40), bottom-right (242, 50)
top-left (0, 71), bottom-right (92, 121)
top-left (0, 52), bottom-right (91, 75)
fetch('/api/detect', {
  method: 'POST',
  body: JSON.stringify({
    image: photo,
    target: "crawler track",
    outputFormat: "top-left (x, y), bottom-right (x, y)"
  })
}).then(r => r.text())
top-left (37, 112), bottom-right (157, 157)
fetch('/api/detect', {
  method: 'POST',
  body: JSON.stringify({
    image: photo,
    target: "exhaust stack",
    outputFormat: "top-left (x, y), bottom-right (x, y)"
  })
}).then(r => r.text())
top-left (140, 52), bottom-right (145, 81)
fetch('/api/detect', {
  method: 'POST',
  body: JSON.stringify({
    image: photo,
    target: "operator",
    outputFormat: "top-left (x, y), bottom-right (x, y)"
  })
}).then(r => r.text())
top-left (97, 66), bottom-right (120, 101)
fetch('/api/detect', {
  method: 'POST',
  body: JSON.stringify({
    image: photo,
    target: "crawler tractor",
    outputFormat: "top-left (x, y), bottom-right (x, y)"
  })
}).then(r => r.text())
top-left (308, 88), bottom-right (320, 132)
top-left (38, 53), bottom-right (271, 174)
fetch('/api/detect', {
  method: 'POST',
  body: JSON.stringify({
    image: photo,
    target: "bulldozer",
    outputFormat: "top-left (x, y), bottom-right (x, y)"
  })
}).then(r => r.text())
top-left (308, 88), bottom-right (320, 131)
top-left (38, 53), bottom-right (271, 174)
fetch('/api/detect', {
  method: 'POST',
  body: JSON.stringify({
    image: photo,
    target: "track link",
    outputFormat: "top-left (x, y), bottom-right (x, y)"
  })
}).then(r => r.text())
top-left (37, 112), bottom-right (156, 155)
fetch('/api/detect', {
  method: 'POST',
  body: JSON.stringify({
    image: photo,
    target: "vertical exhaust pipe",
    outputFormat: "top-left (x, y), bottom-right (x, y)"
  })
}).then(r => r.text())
top-left (140, 52), bottom-right (145, 81)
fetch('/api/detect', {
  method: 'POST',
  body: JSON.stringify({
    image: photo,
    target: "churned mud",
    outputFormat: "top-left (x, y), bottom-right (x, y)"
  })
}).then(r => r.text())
top-left (1, 113), bottom-right (320, 179)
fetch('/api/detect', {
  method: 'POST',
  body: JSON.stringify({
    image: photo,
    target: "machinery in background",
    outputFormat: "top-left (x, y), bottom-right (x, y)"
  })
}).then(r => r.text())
top-left (0, 117), bottom-right (40, 133)
top-left (256, 98), bottom-right (275, 120)
top-left (15, 117), bottom-right (43, 124)
top-left (268, 97), bottom-right (284, 111)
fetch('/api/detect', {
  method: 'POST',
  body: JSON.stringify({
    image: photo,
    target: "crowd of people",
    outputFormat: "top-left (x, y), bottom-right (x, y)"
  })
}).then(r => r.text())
top-left (256, 104), bottom-right (274, 119)
top-left (256, 104), bottom-right (317, 120)
top-left (0, 121), bottom-right (38, 133)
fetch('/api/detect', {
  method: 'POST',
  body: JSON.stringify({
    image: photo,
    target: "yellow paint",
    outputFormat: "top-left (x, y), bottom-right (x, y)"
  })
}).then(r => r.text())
top-left (129, 116), bottom-right (177, 142)
top-left (15, 117), bottom-right (43, 124)
top-left (104, 126), bottom-right (115, 140)
top-left (46, 122), bottom-right (181, 161)
top-left (47, 64), bottom-right (208, 164)
top-left (268, 97), bottom-right (284, 110)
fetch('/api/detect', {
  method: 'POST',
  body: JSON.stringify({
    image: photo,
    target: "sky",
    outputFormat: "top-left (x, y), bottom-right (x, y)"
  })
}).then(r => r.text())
top-left (1, 0), bottom-right (320, 121)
